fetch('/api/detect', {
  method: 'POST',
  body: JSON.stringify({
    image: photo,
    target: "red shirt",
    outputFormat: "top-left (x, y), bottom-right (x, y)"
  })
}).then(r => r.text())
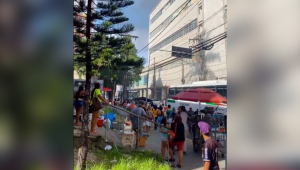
top-left (129, 104), bottom-right (136, 111)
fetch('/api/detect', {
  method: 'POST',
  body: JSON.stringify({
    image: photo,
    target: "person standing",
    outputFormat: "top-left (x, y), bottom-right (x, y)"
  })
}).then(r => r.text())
top-left (90, 83), bottom-right (109, 135)
top-left (168, 107), bottom-right (176, 124)
top-left (143, 106), bottom-right (153, 136)
top-left (187, 107), bottom-right (194, 134)
top-left (180, 106), bottom-right (189, 155)
top-left (74, 85), bottom-right (85, 126)
top-left (202, 110), bottom-right (211, 125)
top-left (194, 109), bottom-right (199, 116)
top-left (129, 100), bottom-right (136, 112)
top-left (168, 116), bottom-right (185, 168)
top-left (187, 107), bottom-right (194, 117)
top-left (176, 106), bottom-right (181, 116)
top-left (166, 105), bottom-right (172, 118)
top-left (160, 117), bottom-right (169, 161)
top-left (198, 122), bottom-right (220, 170)
top-left (131, 101), bottom-right (152, 145)
top-left (157, 106), bottom-right (164, 130)
top-left (152, 105), bottom-right (159, 130)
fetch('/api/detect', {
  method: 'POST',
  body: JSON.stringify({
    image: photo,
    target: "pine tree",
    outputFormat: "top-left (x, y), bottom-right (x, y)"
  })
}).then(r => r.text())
top-left (73, 0), bottom-right (143, 169)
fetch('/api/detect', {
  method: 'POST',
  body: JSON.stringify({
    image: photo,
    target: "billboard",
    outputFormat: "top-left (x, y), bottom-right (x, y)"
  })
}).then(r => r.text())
top-left (171, 46), bottom-right (192, 58)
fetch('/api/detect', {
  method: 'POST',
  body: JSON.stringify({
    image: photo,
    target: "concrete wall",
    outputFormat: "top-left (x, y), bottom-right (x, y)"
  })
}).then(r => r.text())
top-left (134, 0), bottom-right (227, 100)
top-left (202, 0), bottom-right (227, 80)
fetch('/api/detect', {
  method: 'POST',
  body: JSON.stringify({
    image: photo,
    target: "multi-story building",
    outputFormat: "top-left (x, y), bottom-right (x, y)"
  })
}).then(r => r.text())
top-left (133, 0), bottom-right (227, 100)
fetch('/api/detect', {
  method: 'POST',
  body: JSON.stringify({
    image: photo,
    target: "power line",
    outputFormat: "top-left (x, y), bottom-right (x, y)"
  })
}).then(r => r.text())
top-left (142, 23), bottom-right (227, 73)
top-left (149, 57), bottom-right (227, 77)
top-left (138, 4), bottom-right (227, 55)
top-left (137, 0), bottom-right (192, 54)
top-left (140, 30), bottom-right (227, 74)
top-left (163, 68), bottom-right (227, 82)
top-left (143, 27), bottom-right (225, 72)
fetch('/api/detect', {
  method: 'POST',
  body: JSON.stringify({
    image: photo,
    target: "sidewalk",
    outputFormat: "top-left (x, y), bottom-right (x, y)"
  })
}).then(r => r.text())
top-left (92, 122), bottom-right (226, 170)
top-left (144, 129), bottom-right (226, 170)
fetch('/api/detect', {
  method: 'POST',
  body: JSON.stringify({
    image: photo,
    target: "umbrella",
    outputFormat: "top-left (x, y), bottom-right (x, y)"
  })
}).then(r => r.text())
top-left (172, 88), bottom-right (227, 105)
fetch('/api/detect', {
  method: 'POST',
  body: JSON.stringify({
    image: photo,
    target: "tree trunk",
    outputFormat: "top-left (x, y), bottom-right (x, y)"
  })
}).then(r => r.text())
top-left (76, 0), bottom-right (92, 169)
top-left (76, 122), bottom-right (89, 169)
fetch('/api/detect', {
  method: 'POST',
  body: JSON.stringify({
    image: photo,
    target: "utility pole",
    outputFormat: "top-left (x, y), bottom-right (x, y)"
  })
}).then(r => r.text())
top-left (77, 0), bottom-right (91, 169)
top-left (153, 57), bottom-right (156, 100)
top-left (181, 58), bottom-right (185, 84)
top-left (145, 55), bottom-right (150, 102)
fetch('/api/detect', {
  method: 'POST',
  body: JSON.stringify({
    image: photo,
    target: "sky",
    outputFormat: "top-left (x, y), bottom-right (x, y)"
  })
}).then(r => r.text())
top-left (122, 0), bottom-right (161, 65)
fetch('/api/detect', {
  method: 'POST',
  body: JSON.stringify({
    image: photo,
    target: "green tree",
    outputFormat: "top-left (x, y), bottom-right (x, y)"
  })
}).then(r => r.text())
top-left (73, 1), bottom-right (142, 169)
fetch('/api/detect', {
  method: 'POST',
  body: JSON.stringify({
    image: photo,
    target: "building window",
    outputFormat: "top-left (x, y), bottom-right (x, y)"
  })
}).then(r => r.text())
top-left (198, 5), bottom-right (202, 14)
top-left (150, 0), bottom-right (178, 25)
top-left (150, 19), bottom-right (197, 53)
top-left (223, 8), bottom-right (227, 20)
top-left (198, 23), bottom-right (203, 34)
top-left (150, 1), bottom-right (190, 38)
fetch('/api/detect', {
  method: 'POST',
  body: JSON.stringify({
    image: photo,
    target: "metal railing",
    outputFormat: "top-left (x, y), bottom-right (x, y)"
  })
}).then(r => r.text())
top-left (99, 104), bottom-right (173, 164)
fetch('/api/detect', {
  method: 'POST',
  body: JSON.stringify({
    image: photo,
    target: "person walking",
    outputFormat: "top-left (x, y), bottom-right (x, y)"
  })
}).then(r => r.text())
top-left (179, 106), bottom-right (189, 155)
top-left (90, 83), bottom-right (109, 135)
top-left (198, 121), bottom-right (220, 170)
top-left (74, 85), bottom-right (85, 126)
top-left (168, 116), bottom-right (185, 168)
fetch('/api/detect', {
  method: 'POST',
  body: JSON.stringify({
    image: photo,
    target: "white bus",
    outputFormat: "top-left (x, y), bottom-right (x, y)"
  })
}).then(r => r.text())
top-left (167, 80), bottom-right (227, 98)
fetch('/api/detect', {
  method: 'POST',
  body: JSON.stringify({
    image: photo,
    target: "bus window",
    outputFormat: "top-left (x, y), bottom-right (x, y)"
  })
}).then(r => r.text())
top-left (168, 88), bottom-right (175, 98)
top-left (175, 88), bottom-right (183, 95)
top-left (182, 87), bottom-right (189, 91)
top-left (203, 86), bottom-right (216, 91)
top-left (217, 87), bottom-right (224, 96)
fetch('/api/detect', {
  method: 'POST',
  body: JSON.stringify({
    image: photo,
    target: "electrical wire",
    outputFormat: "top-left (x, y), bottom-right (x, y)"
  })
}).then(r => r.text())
top-left (140, 31), bottom-right (227, 74)
top-left (147, 56), bottom-right (226, 78)
top-left (144, 23), bottom-right (226, 71)
top-left (138, 3), bottom-right (227, 55)
top-left (137, 0), bottom-right (192, 54)
top-left (163, 68), bottom-right (227, 82)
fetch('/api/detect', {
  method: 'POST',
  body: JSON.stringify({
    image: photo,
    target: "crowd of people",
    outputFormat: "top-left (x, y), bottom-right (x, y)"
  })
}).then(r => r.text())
top-left (117, 100), bottom-right (219, 169)
top-left (74, 86), bottom-right (219, 169)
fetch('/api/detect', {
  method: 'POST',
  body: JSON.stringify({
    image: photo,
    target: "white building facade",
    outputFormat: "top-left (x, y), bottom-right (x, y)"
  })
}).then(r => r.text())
top-left (134, 0), bottom-right (227, 100)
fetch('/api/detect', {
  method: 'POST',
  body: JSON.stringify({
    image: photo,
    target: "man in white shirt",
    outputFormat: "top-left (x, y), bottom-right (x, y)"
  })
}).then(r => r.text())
top-left (179, 106), bottom-right (189, 155)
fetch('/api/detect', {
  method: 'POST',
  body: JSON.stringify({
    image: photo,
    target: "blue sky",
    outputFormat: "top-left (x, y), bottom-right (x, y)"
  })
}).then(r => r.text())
top-left (122, 0), bottom-right (161, 65)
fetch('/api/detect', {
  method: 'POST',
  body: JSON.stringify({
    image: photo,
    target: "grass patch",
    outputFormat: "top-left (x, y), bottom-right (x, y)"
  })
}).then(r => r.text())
top-left (83, 145), bottom-right (171, 170)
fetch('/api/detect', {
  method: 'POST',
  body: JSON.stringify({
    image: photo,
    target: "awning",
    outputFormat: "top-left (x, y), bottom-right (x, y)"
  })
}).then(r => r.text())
top-left (103, 87), bottom-right (112, 92)
top-left (172, 88), bottom-right (227, 105)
